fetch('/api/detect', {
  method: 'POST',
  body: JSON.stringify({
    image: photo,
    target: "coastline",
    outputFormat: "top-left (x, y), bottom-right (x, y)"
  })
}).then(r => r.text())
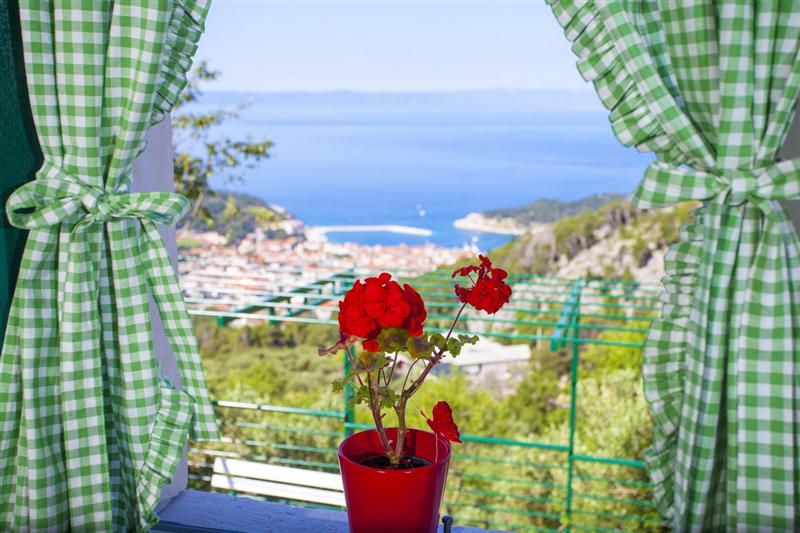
top-left (453, 212), bottom-right (528, 235)
top-left (307, 224), bottom-right (433, 237)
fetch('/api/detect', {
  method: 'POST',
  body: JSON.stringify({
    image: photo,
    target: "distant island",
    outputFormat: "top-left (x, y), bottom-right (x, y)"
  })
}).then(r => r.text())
top-left (453, 193), bottom-right (625, 235)
top-left (453, 213), bottom-right (530, 235)
top-left (484, 192), bottom-right (624, 223)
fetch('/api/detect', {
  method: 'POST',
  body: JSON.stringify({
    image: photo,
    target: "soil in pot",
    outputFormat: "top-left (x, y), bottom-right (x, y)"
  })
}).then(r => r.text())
top-left (357, 454), bottom-right (432, 469)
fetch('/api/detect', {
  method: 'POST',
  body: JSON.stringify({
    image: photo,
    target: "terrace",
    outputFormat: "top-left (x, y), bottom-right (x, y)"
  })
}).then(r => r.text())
top-left (154, 262), bottom-right (666, 532)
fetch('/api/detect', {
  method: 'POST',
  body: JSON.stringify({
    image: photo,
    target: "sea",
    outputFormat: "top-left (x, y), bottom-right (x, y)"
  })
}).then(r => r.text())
top-left (188, 90), bottom-right (650, 251)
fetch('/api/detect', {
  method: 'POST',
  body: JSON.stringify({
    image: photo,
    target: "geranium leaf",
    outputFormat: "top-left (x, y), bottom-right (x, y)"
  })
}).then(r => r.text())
top-left (407, 334), bottom-right (435, 359)
top-left (429, 332), bottom-right (446, 349)
top-left (377, 327), bottom-right (409, 353)
top-left (348, 384), bottom-right (371, 409)
top-left (446, 337), bottom-right (462, 356)
top-left (458, 334), bottom-right (479, 345)
top-left (380, 387), bottom-right (398, 408)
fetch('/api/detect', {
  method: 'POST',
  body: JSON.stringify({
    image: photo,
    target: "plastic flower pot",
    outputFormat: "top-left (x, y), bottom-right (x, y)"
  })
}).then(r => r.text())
top-left (338, 427), bottom-right (451, 533)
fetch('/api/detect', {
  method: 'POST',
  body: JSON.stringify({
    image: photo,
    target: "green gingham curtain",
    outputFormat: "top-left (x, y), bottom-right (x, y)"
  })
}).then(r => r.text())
top-left (0, 2), bottom-right (218, 531)
top-left (548, 1), bottom-right (800, 530)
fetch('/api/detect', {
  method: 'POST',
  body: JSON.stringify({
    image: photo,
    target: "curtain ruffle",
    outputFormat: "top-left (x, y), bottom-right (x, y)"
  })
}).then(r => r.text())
top-left (640, 208), bottom-right (703, 519)
top-left (136, 383), bottom-right (194, 530)
top-left (151, 0), bottom-right (212, 125)
top-left (547, 0), bottom-right (713, 170)
top-left (548, 0), bottom-right (679, 160)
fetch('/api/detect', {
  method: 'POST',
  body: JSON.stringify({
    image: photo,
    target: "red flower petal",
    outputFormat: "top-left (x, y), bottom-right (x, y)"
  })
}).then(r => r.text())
top-left (424, 401), bottom-right (462, 443)
top-left (491, 267), bottom-right (508, 281)
top-left (362, 338), bottom-right (381, 353)
top-left (401, 284), bottom-right (427, 336)
top-left (451, 265), bottom-right (479, 278)
top-left (454, 284), bottom-right (471, 304)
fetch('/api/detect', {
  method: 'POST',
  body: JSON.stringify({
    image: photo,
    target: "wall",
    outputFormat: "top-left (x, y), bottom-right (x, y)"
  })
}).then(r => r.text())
top-left (133, 117), bottom-right (190, 503)
top-left (780, 106), bottom-right (800, 229)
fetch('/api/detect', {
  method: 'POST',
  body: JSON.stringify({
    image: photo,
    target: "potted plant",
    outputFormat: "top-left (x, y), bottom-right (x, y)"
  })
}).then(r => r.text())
top-left (319, 255), bottom-right (512, 533)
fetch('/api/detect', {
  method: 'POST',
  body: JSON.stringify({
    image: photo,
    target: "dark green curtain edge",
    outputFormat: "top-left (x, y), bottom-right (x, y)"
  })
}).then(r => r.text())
top-left (0, 0), bottom-right (41, 346)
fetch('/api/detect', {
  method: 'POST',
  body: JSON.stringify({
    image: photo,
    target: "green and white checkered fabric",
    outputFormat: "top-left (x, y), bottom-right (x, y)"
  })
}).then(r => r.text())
top-left (0, 2), bottom-right (217, 531)
top-left (548, 1), bottom-right (800, 530)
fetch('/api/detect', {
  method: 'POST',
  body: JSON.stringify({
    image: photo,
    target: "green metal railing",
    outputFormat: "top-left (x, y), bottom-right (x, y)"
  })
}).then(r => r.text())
top-left (182, 264), bottom-right (666, 532)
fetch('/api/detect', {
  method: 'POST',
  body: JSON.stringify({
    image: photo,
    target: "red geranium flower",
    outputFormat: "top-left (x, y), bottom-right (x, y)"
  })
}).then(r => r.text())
top-left (452, 255), bottom-right (511, 314)
top-left (422, 401), bottom-right (462, 443)
top-left (338, 280), bottom-right (376, 339)
top-left (402, 284), bottom-right (426, 336)
top-left (337, 273), bottom-right (427, 352)
top-left (361, 338), bottom-right (381, 353)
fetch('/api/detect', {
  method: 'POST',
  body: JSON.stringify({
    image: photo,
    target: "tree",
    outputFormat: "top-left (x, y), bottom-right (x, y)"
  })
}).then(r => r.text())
top-left (247, 205), bottom-right (278, 226)
top-left (172, 61), bottom-right (272, 225)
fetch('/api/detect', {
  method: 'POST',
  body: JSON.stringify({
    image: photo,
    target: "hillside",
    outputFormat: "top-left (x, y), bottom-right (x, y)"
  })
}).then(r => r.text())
top-left (178, 190), bottom-right (290, 243)
top-left (488, 198), bottom-right (697, 282)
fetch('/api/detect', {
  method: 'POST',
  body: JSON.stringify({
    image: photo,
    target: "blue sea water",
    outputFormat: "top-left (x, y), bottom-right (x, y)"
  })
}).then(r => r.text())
top-left (192, 91), bottom-right (650, 250)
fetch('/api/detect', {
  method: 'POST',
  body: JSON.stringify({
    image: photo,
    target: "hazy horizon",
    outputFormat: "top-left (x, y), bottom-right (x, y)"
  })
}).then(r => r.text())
top-left (194, 87), bottom-right (606, 114)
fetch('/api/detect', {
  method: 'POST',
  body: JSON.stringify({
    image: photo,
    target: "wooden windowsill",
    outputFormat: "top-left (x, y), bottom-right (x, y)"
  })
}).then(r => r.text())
top-left (153, 489), bottom-right (500, 533)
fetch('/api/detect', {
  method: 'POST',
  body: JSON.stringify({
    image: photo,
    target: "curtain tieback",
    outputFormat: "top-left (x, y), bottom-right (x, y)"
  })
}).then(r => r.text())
top-left (634, 159), bottom-right (800, 224)
top-left (4, 163), bottom-right (207, 526)
top-left (5, 162), bottom-right (188, 230)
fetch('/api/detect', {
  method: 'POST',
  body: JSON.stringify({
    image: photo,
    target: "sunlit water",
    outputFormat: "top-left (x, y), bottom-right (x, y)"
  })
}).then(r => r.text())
top-left (190, 91), bottom-right (650, 250)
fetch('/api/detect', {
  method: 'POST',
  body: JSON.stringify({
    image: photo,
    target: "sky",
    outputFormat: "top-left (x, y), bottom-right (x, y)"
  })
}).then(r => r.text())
top-left (195, 1), bottom-right (591, 93)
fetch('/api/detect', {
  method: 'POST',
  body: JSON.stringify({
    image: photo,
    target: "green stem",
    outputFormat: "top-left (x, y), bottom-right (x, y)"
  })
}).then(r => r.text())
top-left (404, 301), bottom-right (468, 400)
top-left (394, 400), bottom-right (407, 461)
top-left (400, 359), bottom-right (421, 393)
top-left (385, 355), bottom-right (398, 386)
top-left (394, 301), bottom-right (468, 458)
top-left (367, 371), bottom-right (397, 465)
top-left (345, 348), bottom-right (364, 387)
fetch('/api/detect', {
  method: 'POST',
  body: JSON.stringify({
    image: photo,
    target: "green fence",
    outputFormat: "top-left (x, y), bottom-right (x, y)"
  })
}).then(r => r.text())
top-left (182, 264), bottom-right (666, 532)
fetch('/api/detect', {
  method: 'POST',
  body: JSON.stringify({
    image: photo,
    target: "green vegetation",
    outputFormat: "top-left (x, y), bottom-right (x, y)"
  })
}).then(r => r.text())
top-left (189, 305), bottom-right (661, 531)
top-left (172, 62), bottom-right (273, 228)
top-left (177, 237), bottom-right (204, 249)
top-left (196, 318), bottom-right (339, 404)
top-left (621, 201), bottom-right (696, 248)
top-left (484, 193), bottom-right (623, 224)
top-left (179, 190), bottom-right (287, 243)
top-left (490, 199), bottom-right (695, 276)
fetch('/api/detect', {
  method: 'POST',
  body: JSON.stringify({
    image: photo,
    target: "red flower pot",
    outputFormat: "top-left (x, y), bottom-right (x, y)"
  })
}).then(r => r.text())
top-left (338, 427), bottom-right (451, 533)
